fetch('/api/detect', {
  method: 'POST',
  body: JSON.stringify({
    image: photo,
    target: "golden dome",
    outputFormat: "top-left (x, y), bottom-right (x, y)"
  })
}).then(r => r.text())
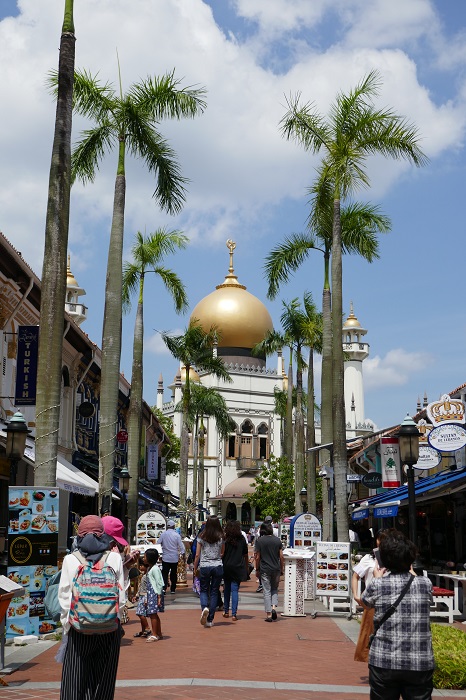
top-left (177, 366), bottom-right (200, 384)
top-left (190, 240), bottom-right (273, 349)
top-left (343, 301), bottom-right (362, 329)
top-left (66, 254), bottom-right (80, 288)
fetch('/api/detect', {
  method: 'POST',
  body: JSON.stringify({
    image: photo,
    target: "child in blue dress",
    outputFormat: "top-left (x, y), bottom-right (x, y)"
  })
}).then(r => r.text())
top-left (134, 559), bottom-right (151, 637)
top-left (144, 548), bottom-right (164, 642)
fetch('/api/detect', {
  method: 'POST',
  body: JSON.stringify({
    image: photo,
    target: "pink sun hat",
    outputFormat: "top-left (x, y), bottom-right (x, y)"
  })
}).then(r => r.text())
top-left (102, 515), bottom-right (128, 547)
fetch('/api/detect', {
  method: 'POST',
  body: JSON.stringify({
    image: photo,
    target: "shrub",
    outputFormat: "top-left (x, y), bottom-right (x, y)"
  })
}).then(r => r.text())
top-left (432, 623), bottom-right (466, 689)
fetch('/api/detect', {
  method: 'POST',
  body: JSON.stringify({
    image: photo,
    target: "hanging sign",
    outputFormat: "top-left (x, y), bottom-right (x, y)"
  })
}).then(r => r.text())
top-left (413, 444), bottom-right (442, 470)
top-left (380, 437), bottom-right (401, 488)
top-left (426, 395), bottom-right (465, 426)
top-left (147, 443), bottom-right (159, 480)
top-left (289, 513), bottom-right (321, 549)
top-left (428, 423), bottom-right (466, 452)
top-left (14, 326), bottom-right (39, 406)
top-left (374, 505), bottom-right (399, 518)
top-left (134, 510), bottom-right (167, 552)
top-left (361, 472), bottom-right (382, 489)
top-left (352, 508), bottom-right (369, 521)
top-left (116, 429), bottom-right (128, 444)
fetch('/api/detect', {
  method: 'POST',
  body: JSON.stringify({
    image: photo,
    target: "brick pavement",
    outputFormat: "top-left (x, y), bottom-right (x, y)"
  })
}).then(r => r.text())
top-left (0, 576), bottom-right (465, 699)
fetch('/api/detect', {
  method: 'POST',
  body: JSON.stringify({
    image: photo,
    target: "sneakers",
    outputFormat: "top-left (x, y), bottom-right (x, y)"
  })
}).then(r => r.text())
top-left (200, 607), bottom-right (209, 626)
top-left (205, 621), bottom-right (213, 627)
top-left (271, 609), bottom-right (277, 620)
top-left (256, 585), bottom-right (263, 593)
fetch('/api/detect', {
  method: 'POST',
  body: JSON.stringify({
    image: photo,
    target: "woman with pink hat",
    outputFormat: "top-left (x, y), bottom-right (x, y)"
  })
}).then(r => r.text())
top-left (102, 516), bottom-right (140, 611)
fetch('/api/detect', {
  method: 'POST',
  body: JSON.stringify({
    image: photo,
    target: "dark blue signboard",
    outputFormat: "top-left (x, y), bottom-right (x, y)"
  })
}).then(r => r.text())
top-left (374, 505), bottom-right (399, 518)
top-left (352, 508), bottom-right (369, 521)
top-left (14, 326), bottom-right (39, 406)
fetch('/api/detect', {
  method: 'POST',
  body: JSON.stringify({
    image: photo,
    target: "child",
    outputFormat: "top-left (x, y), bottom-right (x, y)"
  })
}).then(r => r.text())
top-left (144, 548), bottom-right (164, 642)
top-left (134, 559), bottom-right (150, 637)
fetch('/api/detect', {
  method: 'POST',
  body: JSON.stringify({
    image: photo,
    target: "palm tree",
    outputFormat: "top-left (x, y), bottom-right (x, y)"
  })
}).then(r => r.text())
top-left (280, 70), bottom-right (427, 540)
top-left (122, 228), bottom-right (188, 539)
top-left (178, 383), bottom-right (234, 526)
top-left (69, 68), bottom-right (206, 509)
top-left (161, 321), bottom-right (231, 534)
top-left (35, 0), bottom-right (75, 485)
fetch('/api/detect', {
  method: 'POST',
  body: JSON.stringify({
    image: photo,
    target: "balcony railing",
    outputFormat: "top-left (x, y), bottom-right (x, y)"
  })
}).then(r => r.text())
top-left (236, 457), bottom-right (266, 472)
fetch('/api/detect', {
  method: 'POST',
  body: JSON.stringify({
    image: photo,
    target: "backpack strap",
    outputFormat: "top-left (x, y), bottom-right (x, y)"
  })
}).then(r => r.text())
top-left (369, 574), bottom-right (414, 647)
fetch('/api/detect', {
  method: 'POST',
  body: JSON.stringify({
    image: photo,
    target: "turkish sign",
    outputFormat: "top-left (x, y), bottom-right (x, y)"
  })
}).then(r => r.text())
top-left (290, 513), bottom-right (322, 549)
top-left (6, 487), bottom-right (59, 639)
top-left (147, 443), bottom-right (159, 480)
top-left (14, 326), bottom-right (39, 406)
top-left (428, 423), bottom-right (466, 452)
top-left (413, 444), bottom-right (442, 470)
top-left (315, 541), bottom-right (351, 598)
top-left (380, 437), bottom-right (401, 488)
top-left (426, 394), bottom-right (465, 426)
top-left (374, 505), bottom-right (399, 518)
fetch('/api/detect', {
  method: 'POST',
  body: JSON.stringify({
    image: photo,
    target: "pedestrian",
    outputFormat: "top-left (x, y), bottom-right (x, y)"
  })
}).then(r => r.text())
top-left (133, 559), bottom-right (151, 638)
top-left (102, 515), bottom-right (139, 614)
top-left (143, 548), bottom-right (164, 642)
top-left (352, 530), bottom-right (386, 662)
top-left (58, 515), bottom-right (125, 700)
top-left (254, 521), bottom-right (284, 622)
top-left (361, 529), bottom-right (434, 700)
top-left (193, 515), bottom-right (224, 628)
top-left (222, 520), bottom-right (248, 621)
top-left (157, 519), bottom-right (186, 594)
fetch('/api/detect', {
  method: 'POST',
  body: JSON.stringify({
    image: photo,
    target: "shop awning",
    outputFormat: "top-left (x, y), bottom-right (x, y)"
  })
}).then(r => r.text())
top-left (138, 490), bottom-right (165, 509)
top-left (351, 467), bottom-right (466, 517)
top-left (56, 456), bottom-right (98, 497)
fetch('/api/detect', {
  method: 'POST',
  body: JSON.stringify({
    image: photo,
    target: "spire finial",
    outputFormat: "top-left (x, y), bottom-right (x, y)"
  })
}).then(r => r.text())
top-left (349, 300), bottom-right (355, 316)
top-left (226, 239), bottom-right (236, 275)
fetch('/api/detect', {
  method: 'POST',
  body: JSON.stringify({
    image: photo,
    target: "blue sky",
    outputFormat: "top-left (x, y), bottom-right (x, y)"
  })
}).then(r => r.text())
top-left (1, 0), bottom-right (466, 430)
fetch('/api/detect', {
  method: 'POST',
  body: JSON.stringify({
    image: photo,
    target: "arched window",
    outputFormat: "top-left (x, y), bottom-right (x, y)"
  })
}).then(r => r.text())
top-left (257, 423), bottom-right (269, 459)
top-left (240, 420), bottom-right (254, 458)
top-left (226, 423), bottom-right (238, 459)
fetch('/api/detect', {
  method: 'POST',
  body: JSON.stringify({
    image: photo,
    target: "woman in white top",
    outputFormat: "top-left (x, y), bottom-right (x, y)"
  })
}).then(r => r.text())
top-left (58, 515), bottom-right (125, 700)
top-left (352, 530), bottom-right (386, 663)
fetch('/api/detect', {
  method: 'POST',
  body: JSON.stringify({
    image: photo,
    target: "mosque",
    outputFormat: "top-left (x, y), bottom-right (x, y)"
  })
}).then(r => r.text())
top-left (158, 240), bottom-right (374, 524)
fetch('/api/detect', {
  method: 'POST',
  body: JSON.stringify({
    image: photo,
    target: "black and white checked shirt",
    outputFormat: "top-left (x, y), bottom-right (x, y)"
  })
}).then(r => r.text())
top-left (362, 572), bottom-right (434, 671)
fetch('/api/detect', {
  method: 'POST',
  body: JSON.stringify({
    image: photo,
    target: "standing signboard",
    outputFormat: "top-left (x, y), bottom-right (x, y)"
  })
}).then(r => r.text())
top-left (290, 513), bottom-right (322, 549)
top-left (315, 541), bottom-right (351, 599)
top-left (135, 510), bottom-right (167, 551)
top-left (6, 487), bottom-right (59, 638)
top-left (279, 521), bottom-right (290, 549)
top-left (380, 436), bottom-right (401, 488)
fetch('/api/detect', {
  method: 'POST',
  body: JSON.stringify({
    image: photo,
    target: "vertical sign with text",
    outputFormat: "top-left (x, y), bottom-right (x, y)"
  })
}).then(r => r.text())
top-left (147, 443), bottom-right (159, 480)
top-left (14, 326), bottom-right (39, 406)
top-left (380, 436), bottom-right (401, 488)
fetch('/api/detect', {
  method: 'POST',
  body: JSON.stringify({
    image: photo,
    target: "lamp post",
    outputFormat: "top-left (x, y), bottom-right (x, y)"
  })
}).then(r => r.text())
top-left (397, 414), bottom-right (420, 547)
top-left (118, 466), bottom-right (131, 530)
top-left (163, 490), bottom-right (171, 516)
top-left (205, 487), bottom-right (210, 516)
top-left (5, 411), bottom-right (29, 486)
top-left (299, 486), bottom-right (307, 512)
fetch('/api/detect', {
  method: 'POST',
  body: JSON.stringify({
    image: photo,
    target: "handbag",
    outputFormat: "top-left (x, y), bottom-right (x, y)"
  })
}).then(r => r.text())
top-left (368, 574), bottom-right (414, 648)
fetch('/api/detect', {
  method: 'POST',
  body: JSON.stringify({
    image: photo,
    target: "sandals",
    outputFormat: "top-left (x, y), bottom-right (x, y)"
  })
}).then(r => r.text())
top-left (222, 612), bottom-right (229, 618)
top-left (146, 635), bottom-right (162, 642)
top-left (232, 615), bottom-right (238, 621)
top-left (133, 630), bottom-right (150, 637)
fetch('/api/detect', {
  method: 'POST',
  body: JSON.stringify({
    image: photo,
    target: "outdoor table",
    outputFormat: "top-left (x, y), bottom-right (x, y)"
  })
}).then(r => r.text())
top-left (427, 571), bottom-right (466, 618)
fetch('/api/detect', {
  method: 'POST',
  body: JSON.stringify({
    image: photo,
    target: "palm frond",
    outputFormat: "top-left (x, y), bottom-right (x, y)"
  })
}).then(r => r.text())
top-left (129, 71), bottom-right (207, 120)
top-left (151, 266), bottom-right (188, 313)
top-left (71, 124), bottom-right (114, 184)
top-left (264, 233), bottom-right (317, 300)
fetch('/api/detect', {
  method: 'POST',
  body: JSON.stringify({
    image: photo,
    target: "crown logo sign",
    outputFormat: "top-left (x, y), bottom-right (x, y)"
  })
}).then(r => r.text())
top-left (426, 394), bottom-right (465, 426)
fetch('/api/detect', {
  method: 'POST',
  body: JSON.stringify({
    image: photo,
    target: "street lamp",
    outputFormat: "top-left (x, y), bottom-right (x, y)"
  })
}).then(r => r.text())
top-left (163, 490), bottom-right (171, 515)
top-left (397, 414), bottom-right (420, 547)
top-left (299, 486), bottom-right (307, 511)
top-left (118, 466), bottom-right (131, 526)
top-left (5, 411), bottom-right (30, 486)
top-left (205, 487), bottom-right (210, 514)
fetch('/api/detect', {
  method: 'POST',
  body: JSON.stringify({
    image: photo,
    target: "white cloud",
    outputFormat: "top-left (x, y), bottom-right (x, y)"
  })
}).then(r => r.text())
top-left (364, 348), bottom-right (434, 391)
top-left (145, 330), bottom-right (184, 356)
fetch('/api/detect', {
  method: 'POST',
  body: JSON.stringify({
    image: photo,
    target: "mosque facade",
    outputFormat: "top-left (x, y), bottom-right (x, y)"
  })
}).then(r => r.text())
top-left (158, 241), bottom-right (373, 524)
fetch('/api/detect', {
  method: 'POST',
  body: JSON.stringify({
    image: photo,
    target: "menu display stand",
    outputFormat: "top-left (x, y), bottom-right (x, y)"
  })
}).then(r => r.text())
top-left (311, 541), bottom-right (353, 620)
top-left (282, 549), bottom-right (315, 617)
top-left (0, 576), bottom-right (25, 672)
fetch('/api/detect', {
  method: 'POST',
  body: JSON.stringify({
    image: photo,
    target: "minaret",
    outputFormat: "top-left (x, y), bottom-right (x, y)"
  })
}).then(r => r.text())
top-left (65, 255), bottom-right (87, 326)
top-left (342, 302), bottom-right (369, 430)
top-left (157, 374), bottom-right (164, 410)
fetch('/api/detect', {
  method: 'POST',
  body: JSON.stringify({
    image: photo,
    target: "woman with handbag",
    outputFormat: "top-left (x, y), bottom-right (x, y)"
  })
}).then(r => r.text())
top-left (222, 520), bottom-right (248, 621)
top-left (352, 530), bottom-right (386, 662)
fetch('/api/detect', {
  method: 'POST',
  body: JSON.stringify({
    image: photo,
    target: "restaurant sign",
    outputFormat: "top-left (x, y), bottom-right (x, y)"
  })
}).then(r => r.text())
top-left (428, 423), bottom-right (466, 453)
top-left (413, 444), bottom-right (442, 470)
top-left (380, 437), bottom-right (401, 488)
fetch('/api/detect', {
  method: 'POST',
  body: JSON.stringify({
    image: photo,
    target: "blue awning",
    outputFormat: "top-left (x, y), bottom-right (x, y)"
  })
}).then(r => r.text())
top-left (353, 467), bottom-right (466, 511)
top-left (138, 490), bottom-right (164, 509)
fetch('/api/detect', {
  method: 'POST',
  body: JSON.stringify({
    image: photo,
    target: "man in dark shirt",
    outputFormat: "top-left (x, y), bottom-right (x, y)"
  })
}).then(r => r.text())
top-left (362, 529), bottom-right (434, 700)
top-left (254, 522), bottom-right (284, 622)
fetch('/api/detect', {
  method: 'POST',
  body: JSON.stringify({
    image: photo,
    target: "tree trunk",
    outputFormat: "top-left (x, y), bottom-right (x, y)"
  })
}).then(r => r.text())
top-left (99, 143), bottom-right (126, 511)
top-left (192, 416), bottom-right (199, 529)
top-left (197, 422), bottom-right (206, 520)
top-left (127, 278), bottom-right (144, 542)
top-left (35, 0), bottom-right (75, 486)
top-left (294, 353), bottom-right (304, 514)
top-left (285, 351), bottom-right (293, 461)
top-left (306, 349), bottom-right (317, 514)
top-left (179, 371), bottom-right (190, 535)
top-left (320, 258), bottom-right (333, 539)
top-left (331, 196), bottom-right (348, 542)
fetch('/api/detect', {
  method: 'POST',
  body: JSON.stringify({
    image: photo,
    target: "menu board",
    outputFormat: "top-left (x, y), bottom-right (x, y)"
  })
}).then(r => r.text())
top-left (135, 510), bottom-right (167, 547)
top-left (315, 541), bottom-right (351, 598)
top-left (6, 487), bottom-right (59, 638)
top-left (279, 522), bottom-right (290, 548)
top-left (290, 513), bottom-right (322, 549)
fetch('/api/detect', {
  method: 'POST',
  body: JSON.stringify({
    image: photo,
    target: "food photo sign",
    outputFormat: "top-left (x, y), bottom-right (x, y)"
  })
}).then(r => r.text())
top-left (134, 510), bottom-right (167, 553)
top-left (6, 487), bottom-right (59, 638)
top-left (315, 541), bottom-right (351, 598)
top-left (289, 513), bottom-right (322, 549)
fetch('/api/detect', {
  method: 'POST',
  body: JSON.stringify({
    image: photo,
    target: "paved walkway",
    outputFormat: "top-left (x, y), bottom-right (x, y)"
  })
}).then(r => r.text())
top-left (0, 575), bottom-right (465, 699)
